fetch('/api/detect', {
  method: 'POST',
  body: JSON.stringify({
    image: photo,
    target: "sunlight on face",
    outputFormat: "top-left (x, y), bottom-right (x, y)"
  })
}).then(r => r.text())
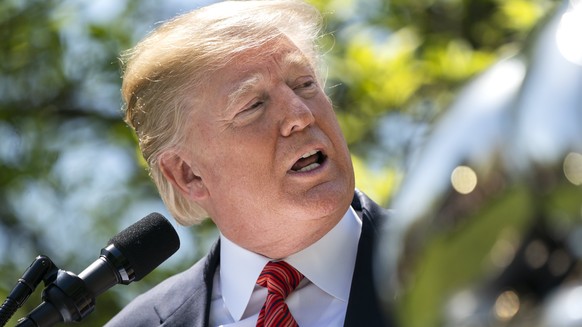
top-left (184, 38), bottom-right (354, 256)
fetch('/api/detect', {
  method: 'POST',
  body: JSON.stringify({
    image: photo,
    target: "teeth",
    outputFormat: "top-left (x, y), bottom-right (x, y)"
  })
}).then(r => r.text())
top-left (297, 163), bottom-right (320, 172)
top-left (300, 150), bottom-right (318, 159)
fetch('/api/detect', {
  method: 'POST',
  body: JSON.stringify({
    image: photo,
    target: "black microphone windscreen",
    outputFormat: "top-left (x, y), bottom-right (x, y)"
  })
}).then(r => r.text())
top-left (108, 212), bottom-right (180, 281)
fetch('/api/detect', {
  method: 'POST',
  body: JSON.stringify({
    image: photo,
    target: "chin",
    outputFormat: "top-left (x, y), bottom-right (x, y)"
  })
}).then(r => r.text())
top-left (297, 184), bottom-right (354, 220)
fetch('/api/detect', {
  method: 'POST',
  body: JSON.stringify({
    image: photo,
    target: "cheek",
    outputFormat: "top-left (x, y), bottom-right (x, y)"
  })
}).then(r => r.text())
top-left (315, 104), bottom-right (353, 169)
top-left (311, 96), bottom-right (339, 128)
top-left (202, 135), bottom-right (275, 182)
top-left (316, 106), bottom-right (346, 144)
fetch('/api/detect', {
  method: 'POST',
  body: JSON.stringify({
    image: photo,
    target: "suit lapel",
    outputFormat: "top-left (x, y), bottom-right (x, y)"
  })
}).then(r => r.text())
top-left (344, 190), bottom-right (393, 327)
top-left (158, 240), bottom-right (221, 327)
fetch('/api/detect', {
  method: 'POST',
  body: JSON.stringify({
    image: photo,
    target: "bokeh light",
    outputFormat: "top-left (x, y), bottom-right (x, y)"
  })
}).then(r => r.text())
top-left (451, 165), bottom-right (478, 194)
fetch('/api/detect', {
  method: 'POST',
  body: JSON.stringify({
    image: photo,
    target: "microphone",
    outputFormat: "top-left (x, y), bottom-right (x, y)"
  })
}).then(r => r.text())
top-left (80, 212), bottom-right (181, 295)
top-left (16, 212), bottom-right (180, 327)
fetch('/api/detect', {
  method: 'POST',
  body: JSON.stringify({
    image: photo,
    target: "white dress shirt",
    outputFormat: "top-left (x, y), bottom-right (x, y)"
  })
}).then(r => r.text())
top-left (208, 207), bottom-right (363, 327)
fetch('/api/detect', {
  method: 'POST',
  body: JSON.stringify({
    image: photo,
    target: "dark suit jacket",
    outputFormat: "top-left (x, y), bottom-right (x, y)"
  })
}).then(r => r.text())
top-left (105, 190), bottom-right (392, 326)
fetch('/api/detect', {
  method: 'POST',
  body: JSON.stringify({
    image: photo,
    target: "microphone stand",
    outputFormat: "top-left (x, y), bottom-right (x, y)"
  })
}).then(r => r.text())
top-left (0, 256), bottom-right (57, 327)
top-left (15, 269), bottom-right (96, 327)
top-left (0, 255), bottom-right (98, 327)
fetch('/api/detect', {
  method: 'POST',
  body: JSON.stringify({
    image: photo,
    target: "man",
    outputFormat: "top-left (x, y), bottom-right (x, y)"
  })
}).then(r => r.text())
top-left (106, 0), bottom-right (391, 326)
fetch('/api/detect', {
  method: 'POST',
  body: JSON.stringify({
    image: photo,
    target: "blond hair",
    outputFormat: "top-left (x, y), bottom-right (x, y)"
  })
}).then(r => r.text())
top-left (120, 0), bottom-right (325, 225)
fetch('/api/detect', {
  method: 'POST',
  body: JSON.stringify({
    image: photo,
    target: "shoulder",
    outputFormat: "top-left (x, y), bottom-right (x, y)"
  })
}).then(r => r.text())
top-left (105, 241), bottom-right (220, 326)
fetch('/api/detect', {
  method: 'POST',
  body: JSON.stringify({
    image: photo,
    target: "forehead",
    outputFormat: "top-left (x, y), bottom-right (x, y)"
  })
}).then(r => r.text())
top-left (231, 48), bottom-right (311, 92)
top-left (229, 41), bottom-right (312, 82)
top-left (221, 39), bottom-right (308, 78)
top-left (194, 38), bottom-right (316, 116)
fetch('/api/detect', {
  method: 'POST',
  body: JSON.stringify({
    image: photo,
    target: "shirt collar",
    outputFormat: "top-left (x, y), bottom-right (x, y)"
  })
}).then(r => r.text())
top-left (219, 206), bottom-right (362, 321)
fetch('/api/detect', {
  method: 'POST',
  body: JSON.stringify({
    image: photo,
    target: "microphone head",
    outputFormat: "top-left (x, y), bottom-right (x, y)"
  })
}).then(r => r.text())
top-left (108, 212), bottom-right (180, 281)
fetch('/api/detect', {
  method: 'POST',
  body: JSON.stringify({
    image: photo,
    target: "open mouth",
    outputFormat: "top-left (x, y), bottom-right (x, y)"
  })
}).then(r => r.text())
top-left (290, 150), bottom-right (327, 173)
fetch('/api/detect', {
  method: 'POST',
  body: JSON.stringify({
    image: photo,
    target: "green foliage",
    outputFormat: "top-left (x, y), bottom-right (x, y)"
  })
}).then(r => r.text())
top-left (0, 0), bottom-right (556, 325)
top-left (352, 154), bottom-right (400, 206)
top-left (308, 0), bottom-right (556, 205)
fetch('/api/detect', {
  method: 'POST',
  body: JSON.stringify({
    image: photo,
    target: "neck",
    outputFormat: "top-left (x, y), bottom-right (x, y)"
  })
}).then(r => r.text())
top-left (228, 212), bottom-right (344, 260)
top-left (259, 218), bottom-right (341, 259)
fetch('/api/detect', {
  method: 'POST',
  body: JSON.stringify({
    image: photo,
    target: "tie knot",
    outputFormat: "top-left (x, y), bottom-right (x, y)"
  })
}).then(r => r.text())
top-left (257, 261), bottom-right (303, 298)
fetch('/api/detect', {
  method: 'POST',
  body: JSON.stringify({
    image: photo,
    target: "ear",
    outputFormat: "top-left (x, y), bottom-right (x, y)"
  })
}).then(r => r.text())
top-left (159, 152), bottom-right (208, 201)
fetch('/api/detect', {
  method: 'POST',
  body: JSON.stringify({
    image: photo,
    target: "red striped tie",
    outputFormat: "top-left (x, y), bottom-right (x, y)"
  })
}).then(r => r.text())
top-left (256, 261), bottom-right (304, 327)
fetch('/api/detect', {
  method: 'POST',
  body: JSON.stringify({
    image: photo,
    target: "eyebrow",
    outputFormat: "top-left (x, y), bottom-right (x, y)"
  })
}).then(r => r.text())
top-left (224, 50), bottom-right (314, 113)
top-left (225, 73), bottom-right (263, 113)
top-left (282, 50), bottom-right (313, 71)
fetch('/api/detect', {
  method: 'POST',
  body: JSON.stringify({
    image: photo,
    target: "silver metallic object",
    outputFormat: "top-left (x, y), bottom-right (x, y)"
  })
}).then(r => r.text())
top-left (376, 1), bottom-right (582, 326)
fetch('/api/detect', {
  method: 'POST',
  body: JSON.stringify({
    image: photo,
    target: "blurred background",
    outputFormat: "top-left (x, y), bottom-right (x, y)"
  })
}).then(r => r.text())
top-left (0, 0), bottom-right (574, 326)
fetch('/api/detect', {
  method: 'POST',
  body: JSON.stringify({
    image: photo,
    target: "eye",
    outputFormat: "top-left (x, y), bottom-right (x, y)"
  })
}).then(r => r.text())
top-left (245, 101), bottom-right (264, 111)
top-left (293, 79), bottom-right (318, 98)
top-left (235, 99), bottom-right (265, 119)
top-left (294, 80), bottom-right (316, 90)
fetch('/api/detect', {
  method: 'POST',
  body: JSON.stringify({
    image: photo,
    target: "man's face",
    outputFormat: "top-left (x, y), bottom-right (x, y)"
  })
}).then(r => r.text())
top-left (184, 39), bottom-right (355, 254)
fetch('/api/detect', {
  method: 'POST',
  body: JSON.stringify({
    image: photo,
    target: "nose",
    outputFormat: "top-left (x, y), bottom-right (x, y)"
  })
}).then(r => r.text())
top-left (279, 90), bottom-right (315, 137)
